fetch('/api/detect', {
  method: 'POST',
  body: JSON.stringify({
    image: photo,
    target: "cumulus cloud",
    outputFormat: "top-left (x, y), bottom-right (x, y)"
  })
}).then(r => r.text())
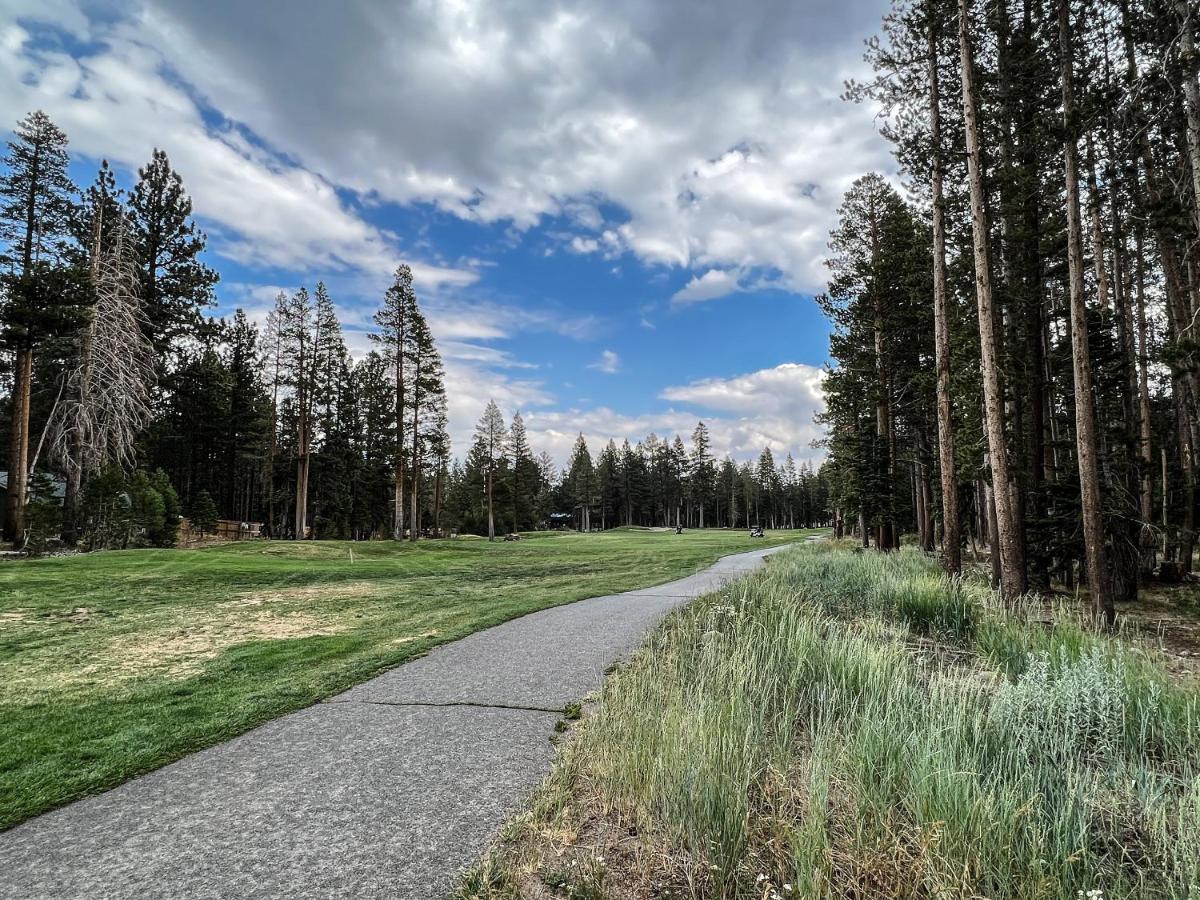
top-left (512, 362), bottom-right (827, 470)
top-left (671, 269), bottom-right (743, 305)
top-left (85, 0), bottom-right (890, 293)
top-left (0, 19), bottom-right (476, 290)
top-left (588, 350), bottom-right (621, 374)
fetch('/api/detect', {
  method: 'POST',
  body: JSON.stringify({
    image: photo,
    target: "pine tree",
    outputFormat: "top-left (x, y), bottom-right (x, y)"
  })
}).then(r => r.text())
top-left (52, 216), bottom-right (155, 541)
top-left (474, 401), bottom-right (508, 540)
top-left (190, 489), bottom-right (218, 536)
top-left (508, 411), bottom-right (537, 532)
top-left (596, 440), bottom-right (620, 530)
top-left (958, 0), bottom-right (1025, 600)
top-left (407, 311), bottom-right (445, 541)
top-left (260, 294), bottom-right (284, 534)
top-left (926, 0), bottom-right (961, 574)
top-left (1057, 0), bottom-right (1113, 624)
top-left (128, 149), bottom-right (217, 357)
top-left (534, 450), bottom-right (557, 527)
top-left (670, 435), bottom-right (688, 527)
top-left (690, 421), bottom-right (714, 527)
top-left (0, 111), bottom-right (81, 543)
top-left (373, 265), bottom-right (419, 539)
top-left (566, 434), bottom-right (596, 531)
top-left (285, 286), bottom-right (316, 538)
top-left (224, 310), bottom-right (271, 523)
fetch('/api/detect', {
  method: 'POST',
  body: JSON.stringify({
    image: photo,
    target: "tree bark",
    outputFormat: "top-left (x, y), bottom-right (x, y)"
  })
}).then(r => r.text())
top-left (1178, 0), bottom-right (1200, 242)
top-left (409, 353), bottom-right (423, 543)
top-left (487, 467), bottom-right (495, 540)
top-left (3, 139), bottom-right (41, 545)
top-left (1059, 0), bottom-right (1114, 625)
top-left (3, 350), bottom-right (32, 543)
top-left (929, 10), bottom-right (961, 573)
top-left (959, 0), bottom-right (1026, 600)
top-left (1134, 231), bottom-right (1154, 523)
top-left (393, 350), bottom-right (405, 541)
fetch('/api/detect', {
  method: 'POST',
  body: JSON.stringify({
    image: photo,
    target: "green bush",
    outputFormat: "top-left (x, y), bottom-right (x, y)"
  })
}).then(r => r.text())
top-left (79, 467), bottom-right (185, 549)
top-left (189, 489), bottom-right (218, 535)
top-left (23, 472), bottom-right (63, 555)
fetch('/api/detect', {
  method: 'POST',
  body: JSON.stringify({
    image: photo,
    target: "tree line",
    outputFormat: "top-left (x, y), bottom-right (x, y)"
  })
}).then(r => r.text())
top-left (0, 109), bottom-right (826, 549)
top-left (447, 413), bottom-right (831, 537)
top-left (819, 0), bottom-right (1200, 622)
top-left (0, 109), bottom-right (454, 547)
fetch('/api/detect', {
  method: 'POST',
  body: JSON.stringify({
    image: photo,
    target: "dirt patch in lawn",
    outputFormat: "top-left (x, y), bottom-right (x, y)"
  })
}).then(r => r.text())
top-left (0, 608), bottom-right (31, 625)
top-left (124, 613), bottom-right (349, 677)
top-left (389, 629), bottom-right (441, 645)
top-left (9, 612), bottom-right (350, 700)
top-left (228, 580), bottom-right (383, 607)
top-left (1116, 585), bottom-right (1200, 681)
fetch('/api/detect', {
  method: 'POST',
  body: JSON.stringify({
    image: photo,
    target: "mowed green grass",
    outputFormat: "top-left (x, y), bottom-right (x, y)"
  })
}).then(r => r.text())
top-left (0, 528), bottom-right (804, 829)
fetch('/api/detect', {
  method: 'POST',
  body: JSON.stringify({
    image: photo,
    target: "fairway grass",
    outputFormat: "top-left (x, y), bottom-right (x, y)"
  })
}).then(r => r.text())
top-left (0, 529), bottom-right (804, 829)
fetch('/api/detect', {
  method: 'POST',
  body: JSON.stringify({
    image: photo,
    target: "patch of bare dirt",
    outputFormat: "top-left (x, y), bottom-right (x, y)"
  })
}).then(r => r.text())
top-left (15, 613), bottom-right (351, 696)
top-left (389, 629), bottom-right (441, 645)
top-left (228, 580), bottom-right (382, 607)
top-left (120, 612), bottom-right (349, 678)
top-left (1115, 584), bottom-right (1200, 681)
top-left (484, 776), bottom-right (702, 900)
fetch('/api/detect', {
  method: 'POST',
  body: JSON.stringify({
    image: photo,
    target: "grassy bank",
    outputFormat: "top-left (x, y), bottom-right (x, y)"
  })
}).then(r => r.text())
top-left (463, 545), bottom-right (1200, 899)
top-left (0, 528), bottom-right (802, 829)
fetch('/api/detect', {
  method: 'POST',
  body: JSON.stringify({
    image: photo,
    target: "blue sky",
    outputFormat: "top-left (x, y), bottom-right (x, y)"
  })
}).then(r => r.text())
top-left (2, 0), bottom-right (894, 467)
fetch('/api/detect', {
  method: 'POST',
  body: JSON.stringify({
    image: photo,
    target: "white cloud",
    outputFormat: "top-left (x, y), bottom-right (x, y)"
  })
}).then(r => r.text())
top-left (569, 235), bottom-right (600, 254)
top-left (661, 362), bottom-right (824, 416)
top-left (513, 362), bottom-right (827, 470)
top-left (0, 20), bottom-right (477, 290)
top-left (79, 0), bottom-right (892, 294)
top-left (588, 349), bottom-right (621, 374)
top-left (660, 363), bottom-right (827, 463)
top-left (671, 268), bottom-right (743, 305)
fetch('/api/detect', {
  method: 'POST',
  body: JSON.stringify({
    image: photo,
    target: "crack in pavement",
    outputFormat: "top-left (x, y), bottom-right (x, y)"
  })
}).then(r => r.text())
top-left (322, 698), bottom-right (566, 715)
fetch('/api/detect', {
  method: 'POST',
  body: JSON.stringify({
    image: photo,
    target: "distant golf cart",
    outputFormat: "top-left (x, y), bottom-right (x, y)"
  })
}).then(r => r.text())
top-left (749, 525), bottom-right (764, 538)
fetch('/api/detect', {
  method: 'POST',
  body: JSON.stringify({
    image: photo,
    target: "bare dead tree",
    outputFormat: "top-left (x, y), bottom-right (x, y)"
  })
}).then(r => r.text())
top-left (50, 216), bottom-right (155, 508)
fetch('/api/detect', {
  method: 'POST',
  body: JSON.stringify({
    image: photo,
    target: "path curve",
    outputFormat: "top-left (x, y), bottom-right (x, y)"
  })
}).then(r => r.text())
top-left (0, 543), bottom-right (791, 900)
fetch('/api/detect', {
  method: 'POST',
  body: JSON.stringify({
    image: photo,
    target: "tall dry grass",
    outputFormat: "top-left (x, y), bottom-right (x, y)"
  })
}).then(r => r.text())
top-left (547, 546), bottom-right (1200, 898)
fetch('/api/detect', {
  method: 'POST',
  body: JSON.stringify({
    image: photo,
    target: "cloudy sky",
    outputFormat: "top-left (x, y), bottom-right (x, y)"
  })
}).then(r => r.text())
top-left (0, 0), bottom-right (894, 468)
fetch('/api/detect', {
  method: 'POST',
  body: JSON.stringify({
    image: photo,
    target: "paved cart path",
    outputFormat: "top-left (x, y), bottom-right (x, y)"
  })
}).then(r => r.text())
top-left (0, 543), bottom-right (791, 900)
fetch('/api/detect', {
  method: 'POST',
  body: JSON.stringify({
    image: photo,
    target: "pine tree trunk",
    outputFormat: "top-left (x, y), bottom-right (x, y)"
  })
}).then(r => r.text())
top-left (1084, 135), bottom-right (1112, 312)
top-left (393, 464), bottom-right (404, 541)
top-left (959, 0), bottom-right (1025, 600)
top-left (1059, 0), bottom-right (1114, 625)
top-left (1179, 0), bottom-right (1200, 242)
top-left (929, 10), bottom-right (961, 573)
top-left (409, 358), bottom-right (422, 543)
top-left (434, 468), bottom-right (443, 533)
top-left (3, 349), bottom-right (32, 544)
top-left (1134, 231), bottom-right (1154, 523)
top-left (487, 468), bottom-right (495, 540)
top-left (984, 472), bottom-right (1001, 588)
top-left (1104, 118), bottom-right (1147, 593)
